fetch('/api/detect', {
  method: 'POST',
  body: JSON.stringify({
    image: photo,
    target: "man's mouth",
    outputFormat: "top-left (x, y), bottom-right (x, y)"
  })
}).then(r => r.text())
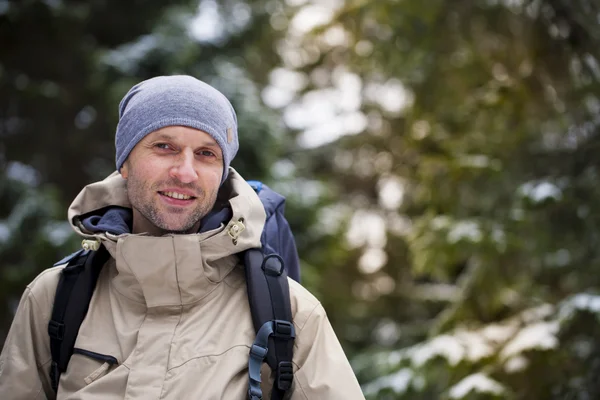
top-left (159, 191), bottom-right (196, 200)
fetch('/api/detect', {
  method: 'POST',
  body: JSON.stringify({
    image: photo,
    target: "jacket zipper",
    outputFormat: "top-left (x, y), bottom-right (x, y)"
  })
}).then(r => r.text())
top-left (72, 348), bottom-right (118, 365)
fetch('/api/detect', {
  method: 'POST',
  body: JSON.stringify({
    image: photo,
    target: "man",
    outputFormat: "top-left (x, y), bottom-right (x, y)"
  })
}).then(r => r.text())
top-left (0, 76), bottom-right (365, 399)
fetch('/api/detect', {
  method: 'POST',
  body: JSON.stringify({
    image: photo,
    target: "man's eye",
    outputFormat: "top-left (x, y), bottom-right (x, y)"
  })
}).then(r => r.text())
top-left (155, 143), bottom-right (171, 150)
top-left (199, 150), bottom-right (216, 157)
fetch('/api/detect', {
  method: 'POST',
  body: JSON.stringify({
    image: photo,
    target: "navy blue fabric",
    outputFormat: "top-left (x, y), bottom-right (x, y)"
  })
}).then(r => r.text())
top-left (248, 182), bottom-right (301, 283)
top-left (199, 207), bottom-right (233, 233)
top-left (80, 207), bottom-right (132, 235)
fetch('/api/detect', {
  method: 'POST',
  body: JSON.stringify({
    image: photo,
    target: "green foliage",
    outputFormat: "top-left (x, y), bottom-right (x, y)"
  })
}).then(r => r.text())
top-left (273, 0), bottom-right (600, 397)
top-left (3, 0), bottom-right (600, 398)
top-left (0, 164), bottom-right (80, 340)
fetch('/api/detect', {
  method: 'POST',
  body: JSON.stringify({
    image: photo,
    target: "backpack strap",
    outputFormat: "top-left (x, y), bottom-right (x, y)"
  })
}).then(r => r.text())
top-left (48, 246), bottom-right (109, 393)
top-left (244, 249), bottom-right (295, 400)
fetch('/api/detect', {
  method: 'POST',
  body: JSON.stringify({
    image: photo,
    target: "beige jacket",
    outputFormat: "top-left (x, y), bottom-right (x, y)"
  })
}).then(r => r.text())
top-left (0, 169), bottom-right (365, 400)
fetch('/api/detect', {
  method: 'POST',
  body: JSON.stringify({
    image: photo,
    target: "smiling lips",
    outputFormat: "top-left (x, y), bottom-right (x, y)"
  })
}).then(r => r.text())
top-left (158, 191), bottom-right (197, 205)
top-left (160, 191), bottom-right (194, 200)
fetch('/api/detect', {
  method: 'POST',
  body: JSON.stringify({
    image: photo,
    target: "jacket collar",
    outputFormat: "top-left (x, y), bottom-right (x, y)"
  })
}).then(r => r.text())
top-left (67, 168), bottom-right (265, 306)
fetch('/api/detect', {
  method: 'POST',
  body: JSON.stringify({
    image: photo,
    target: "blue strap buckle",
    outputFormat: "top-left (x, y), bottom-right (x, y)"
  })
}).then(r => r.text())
top-left (248, 386), bottom-right (262, 400)
top-left (250, 344), bottom-right (268, 360)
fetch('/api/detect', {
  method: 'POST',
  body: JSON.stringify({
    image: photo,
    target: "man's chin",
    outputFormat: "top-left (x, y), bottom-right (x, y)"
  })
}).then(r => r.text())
top-left (155, 219), bottom-right (200, 235)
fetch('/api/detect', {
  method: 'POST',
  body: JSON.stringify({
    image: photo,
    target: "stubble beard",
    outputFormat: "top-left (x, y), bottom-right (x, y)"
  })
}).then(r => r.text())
top-left (126, 172), bottom-right (218, 235)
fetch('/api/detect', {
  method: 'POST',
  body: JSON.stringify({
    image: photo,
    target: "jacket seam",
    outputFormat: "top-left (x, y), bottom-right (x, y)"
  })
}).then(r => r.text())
top-left (103, 258), bottom-right (148, 305)
top-left (111, 284), bottom-right (222, 308)
top-left (160, 308), bottom-right (183, 396)
top-left (118, 362), bottom-right (132, 371)
top-left (201, 250), bottom-right (238, 284)
top-left (166, 344), bottom-right (252, 371)
top-left (294, 374), bottom-right (310, 400)
top-left (294, 302), bottom-right (323, 334)
top-left (37, 358), bottom-right (52, 374)
top-left (36, 359), bottom-right (53, 398)
top-left (222, 264), bottom-right (244, 290)
top-left (291, 302), bottom-right (326, 385)
top-left (222, 278), bottom-right (240, 290)
top-left (160, 237), bottom-right (185, 399)
top-left (25, 288), bottom-right (53, 369)
top-left (115, 245), bottom-right (148, 305)
top-left (33, 386), bottom-right (45, 400)
top-left (111, 283), bottom-right (144, 304)
top-left (172, 237), bottom-right (184, 304)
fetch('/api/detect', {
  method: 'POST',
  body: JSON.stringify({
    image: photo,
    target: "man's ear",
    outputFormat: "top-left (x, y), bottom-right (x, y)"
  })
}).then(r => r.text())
top-left (120, 161), bottom-right (129, 179)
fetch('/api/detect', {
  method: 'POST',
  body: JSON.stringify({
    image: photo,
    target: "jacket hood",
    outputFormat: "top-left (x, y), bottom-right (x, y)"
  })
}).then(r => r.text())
top-left (65, 168), bottom-right (266, 306)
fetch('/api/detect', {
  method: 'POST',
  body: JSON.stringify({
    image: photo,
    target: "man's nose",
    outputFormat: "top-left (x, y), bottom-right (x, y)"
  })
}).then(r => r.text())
top-left (170, 150), bottom-right (198, 184)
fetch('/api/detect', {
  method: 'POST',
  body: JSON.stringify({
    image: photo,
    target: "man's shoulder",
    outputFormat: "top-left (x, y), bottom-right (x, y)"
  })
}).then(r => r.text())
top-left (288, 279), bottom-right (319, 307)
top-left (288, 279), bottom-right (327, 333)
top-left (25, 265), bottom-right (64, 313)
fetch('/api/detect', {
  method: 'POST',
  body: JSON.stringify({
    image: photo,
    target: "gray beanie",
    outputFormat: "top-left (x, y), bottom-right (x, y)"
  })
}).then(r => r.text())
top-left (115, 75), bottom-right (239, 183)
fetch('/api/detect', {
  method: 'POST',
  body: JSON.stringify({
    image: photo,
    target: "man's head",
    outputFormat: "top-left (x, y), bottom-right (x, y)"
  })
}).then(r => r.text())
top-left (115, 75), bottom-right (239, 235)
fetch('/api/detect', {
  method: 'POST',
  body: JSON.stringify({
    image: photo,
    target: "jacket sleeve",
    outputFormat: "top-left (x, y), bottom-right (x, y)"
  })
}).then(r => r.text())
top-left (291, 303), bottom-right (365, 400)
top-left (0, 286), bottom-right (54, 400)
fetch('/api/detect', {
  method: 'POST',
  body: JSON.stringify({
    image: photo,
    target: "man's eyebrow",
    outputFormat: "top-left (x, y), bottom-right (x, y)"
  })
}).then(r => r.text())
top-left (153, 132), bottom-right (221, 150)
top-left (197, 140), bottom-right (220, 149)
top-left (153, 133), bottom-right (176, 142)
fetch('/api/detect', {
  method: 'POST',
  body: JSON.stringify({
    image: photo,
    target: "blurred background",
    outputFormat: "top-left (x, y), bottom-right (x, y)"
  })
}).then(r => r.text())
top-left (1, 0), bottom-right (600, 398)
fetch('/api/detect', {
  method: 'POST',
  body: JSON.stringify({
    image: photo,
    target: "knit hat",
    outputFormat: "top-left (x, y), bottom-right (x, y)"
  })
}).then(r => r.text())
top-left (115, 75), bottom-right (239, 183)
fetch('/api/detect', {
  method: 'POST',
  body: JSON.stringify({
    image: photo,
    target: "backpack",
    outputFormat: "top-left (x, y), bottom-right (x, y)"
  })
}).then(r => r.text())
top-left (47, 181), bottom-right (300, 400)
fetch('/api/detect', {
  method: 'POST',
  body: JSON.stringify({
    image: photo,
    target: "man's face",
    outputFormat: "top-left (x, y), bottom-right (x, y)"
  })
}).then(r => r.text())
top-left (120, 126), bottom-right (223, 235)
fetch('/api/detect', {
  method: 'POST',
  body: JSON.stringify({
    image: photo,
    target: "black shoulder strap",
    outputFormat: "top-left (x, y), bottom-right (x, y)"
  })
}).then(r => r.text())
top-left (244, 249), bottom-right (295, 400)
top-left (48, 246), bottom-right (109, 393)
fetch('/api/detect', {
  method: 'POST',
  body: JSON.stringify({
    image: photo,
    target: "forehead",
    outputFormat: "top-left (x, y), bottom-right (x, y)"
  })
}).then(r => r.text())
top-left (144, 126), bottom-right (220, 149)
